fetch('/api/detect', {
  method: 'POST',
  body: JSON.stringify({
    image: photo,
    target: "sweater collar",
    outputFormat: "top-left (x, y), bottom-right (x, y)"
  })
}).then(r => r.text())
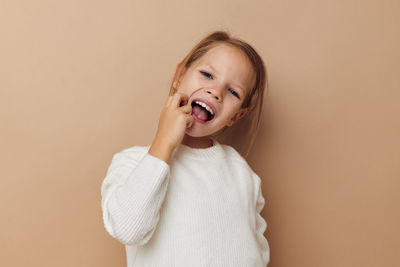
top-left (172, 136), bottom-right (226, 160)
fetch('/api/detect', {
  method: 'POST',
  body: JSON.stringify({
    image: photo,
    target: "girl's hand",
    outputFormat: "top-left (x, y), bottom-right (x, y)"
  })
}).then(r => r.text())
top-left (149, 91), bottom-right (194, 163)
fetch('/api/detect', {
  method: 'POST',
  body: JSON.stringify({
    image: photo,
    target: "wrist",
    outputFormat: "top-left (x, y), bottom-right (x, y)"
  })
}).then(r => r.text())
top-left (148, 138), bottom-right (174, 164)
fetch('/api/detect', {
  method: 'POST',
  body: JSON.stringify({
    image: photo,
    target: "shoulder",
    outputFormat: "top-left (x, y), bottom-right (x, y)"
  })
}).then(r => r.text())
top-left (219, 143), bottom-right (248, 166)
top-left (219, 144), bottom-right (263, 205)
top-left (103, 144), bottom-right (153, 182)
top-left (114, 144), bottom-right (150, 159)
top-left (219, 144), bottom-right (261, 182)
top-left (107, 144), bottom-right (151, 169)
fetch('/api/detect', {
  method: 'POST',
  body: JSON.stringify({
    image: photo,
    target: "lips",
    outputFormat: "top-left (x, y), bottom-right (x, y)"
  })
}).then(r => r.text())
top-left (190, 98), bottom-right (217, 117)
top-left (190, 98), bottom-right (217, 124)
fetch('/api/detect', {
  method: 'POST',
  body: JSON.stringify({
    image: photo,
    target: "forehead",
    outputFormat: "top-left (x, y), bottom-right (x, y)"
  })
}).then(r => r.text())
top-left (194, 44), bottom-right (255, 91)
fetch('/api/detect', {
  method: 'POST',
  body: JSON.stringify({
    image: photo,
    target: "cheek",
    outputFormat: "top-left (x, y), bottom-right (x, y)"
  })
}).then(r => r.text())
top-left (180, 75), bottom-right (200, 90)
top-left (177, 80), bottom-right (193, 94)
top-left (220, 106), bottom-right (240, 121)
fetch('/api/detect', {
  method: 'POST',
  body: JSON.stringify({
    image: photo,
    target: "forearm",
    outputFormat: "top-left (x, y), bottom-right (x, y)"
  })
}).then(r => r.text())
top-left (102, 152), bottom-right (170, 245)
top-left (148, 138), bottom-right (174, 164)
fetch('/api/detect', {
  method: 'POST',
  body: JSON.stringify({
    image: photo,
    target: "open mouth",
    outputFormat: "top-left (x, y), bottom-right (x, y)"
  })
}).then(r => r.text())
top-left (191, 101), bottom-right (215, 123)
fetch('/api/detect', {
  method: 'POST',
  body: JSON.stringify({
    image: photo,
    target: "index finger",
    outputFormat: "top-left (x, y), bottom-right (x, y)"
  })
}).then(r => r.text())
top-left (171, 91), bottom-right (189, 107)
top-left (166, 95), bottom-right (173, 106)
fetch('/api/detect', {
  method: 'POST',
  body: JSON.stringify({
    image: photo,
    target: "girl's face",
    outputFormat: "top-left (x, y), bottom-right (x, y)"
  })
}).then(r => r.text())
top-left (174, 44), bottom-right (255, 138)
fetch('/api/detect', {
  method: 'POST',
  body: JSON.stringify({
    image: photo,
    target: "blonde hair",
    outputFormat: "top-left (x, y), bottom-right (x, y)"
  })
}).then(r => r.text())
top-left (169, 30), bottom-right (268, 158)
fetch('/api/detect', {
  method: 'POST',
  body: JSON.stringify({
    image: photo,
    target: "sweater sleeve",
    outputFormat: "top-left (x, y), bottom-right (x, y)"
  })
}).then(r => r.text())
top-left (255, 177), bottom-right (270, 266)
top-left (101, 147), bottom-right (170, 246)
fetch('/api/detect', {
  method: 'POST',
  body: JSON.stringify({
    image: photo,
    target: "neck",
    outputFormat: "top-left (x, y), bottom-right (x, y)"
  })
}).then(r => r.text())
top-left (181, 134), bottom-right (213, 148)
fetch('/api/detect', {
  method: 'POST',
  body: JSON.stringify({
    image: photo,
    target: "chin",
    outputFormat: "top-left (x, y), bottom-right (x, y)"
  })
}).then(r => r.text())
top-left (184, 129), bottom-right (208, 138)
top-left (185, 124), bottom-right (223, 138)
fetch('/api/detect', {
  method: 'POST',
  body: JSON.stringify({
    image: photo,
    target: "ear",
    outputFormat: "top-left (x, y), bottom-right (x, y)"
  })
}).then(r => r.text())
top-left (172, 62), bottom-right (183, 89)
top-left (227, 107), bottom-right (248, 127)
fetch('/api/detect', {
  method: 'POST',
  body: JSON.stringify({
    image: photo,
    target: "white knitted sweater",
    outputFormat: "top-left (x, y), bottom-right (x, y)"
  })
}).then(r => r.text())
top-left (101, 137), bottom-right (270, 266)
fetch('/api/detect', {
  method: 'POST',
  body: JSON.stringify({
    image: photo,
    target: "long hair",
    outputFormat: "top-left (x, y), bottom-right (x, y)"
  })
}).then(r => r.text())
top-left (169, 30), bottom-right (268, 158)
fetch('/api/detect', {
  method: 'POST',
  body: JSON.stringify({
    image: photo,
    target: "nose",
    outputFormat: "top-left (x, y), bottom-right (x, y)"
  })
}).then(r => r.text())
top-left (205, 88), bottom-right (223, 102)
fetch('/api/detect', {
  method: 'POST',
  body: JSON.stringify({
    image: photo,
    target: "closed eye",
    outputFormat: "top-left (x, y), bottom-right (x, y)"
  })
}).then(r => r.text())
top-left (200, 71), bottom-right (213, 79)
top-left (228, 88), bottom-right (240, 99)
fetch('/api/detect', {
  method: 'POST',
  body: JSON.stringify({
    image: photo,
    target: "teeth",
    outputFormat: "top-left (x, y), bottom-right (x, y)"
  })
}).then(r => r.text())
top-left (195, 101), bottom-right (214, 115)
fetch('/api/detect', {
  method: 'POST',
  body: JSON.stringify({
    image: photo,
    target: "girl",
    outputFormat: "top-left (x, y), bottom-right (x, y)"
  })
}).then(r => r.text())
top-left (101, 31), bottom-right (270, 266)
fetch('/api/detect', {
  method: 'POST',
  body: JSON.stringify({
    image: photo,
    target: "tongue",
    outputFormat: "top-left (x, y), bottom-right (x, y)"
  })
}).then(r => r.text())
top-left (192, 105), bottom-right (209, 121)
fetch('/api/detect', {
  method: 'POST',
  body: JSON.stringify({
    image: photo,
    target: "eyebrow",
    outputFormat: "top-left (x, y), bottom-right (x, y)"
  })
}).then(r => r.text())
top-left (203, 64), bottom-right (246, 93)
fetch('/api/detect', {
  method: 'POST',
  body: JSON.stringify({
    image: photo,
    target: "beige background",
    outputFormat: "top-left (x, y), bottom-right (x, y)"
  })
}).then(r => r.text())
top-left (1, 0), bottom-right (399, 266)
